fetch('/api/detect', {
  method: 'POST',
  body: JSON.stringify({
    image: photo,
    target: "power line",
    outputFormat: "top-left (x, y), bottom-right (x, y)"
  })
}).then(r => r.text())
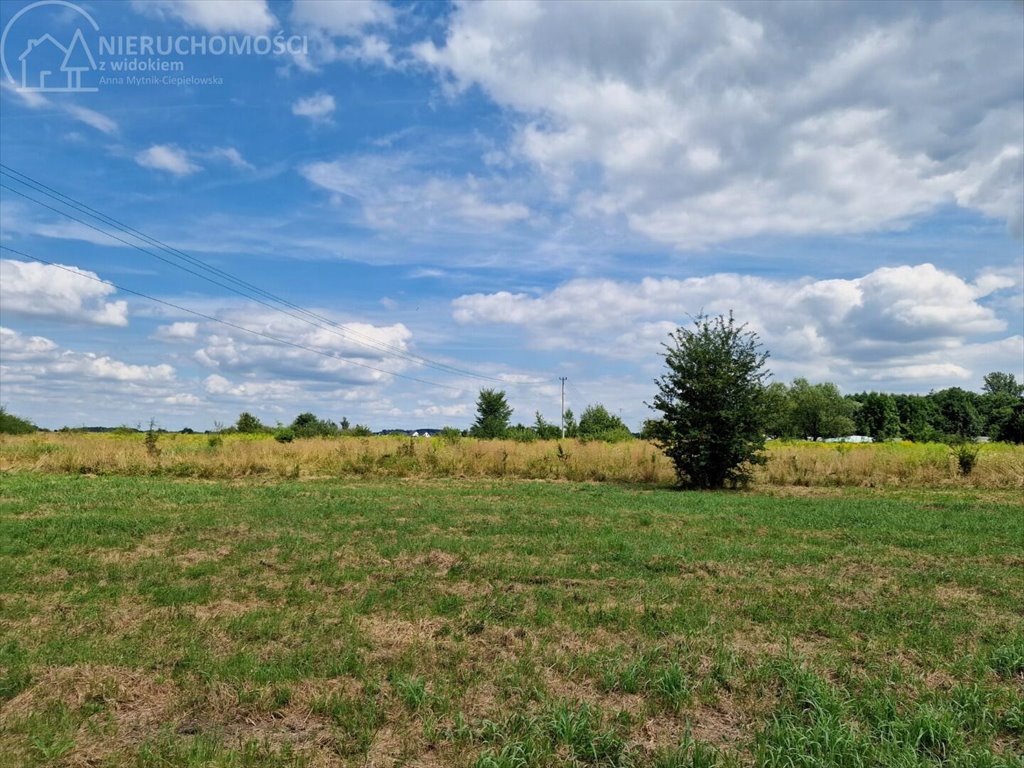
top-left (0, 164), bottom-right (509, 383)
top-left (0, 245), bottom-right (468, 393)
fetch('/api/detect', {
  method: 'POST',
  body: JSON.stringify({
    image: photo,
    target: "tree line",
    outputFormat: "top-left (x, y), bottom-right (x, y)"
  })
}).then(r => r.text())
top-left (469, 389), bottom-right (633, 442)
top-left (644, 313), bottom-right (1023, 489)
top-left (758, 374), bottom-right (1022, 443)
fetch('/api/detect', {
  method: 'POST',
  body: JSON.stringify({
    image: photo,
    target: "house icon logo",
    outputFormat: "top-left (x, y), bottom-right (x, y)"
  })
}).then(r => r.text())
top-left (1, 1), bottom-right (100, 93)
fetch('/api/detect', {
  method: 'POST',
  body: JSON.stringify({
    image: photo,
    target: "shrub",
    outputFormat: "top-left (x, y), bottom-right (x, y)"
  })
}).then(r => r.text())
top-left (291, 412), bottom-right (339, 438)
top-left (144, 419), bottom-right (161, 459)
top-left (0, 406), bottom-right (36, 435)
top-left (950, 441), bottom-right (981, 476)
top-left (507, 425), bottom-right (538, 442)
top-left (274, 428), bottom-right (295, 443)
top-left (648, 313), bottom-right (770, 489)
top-left (438, 426), bottom-right (462, 445)
top-left (236, 412), bottom-right (264, 434)
top-left (577, 404), bottom-right (632, 442)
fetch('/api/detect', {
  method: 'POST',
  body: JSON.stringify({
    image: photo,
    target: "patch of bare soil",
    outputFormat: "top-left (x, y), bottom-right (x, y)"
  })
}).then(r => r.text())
top-left (358, 616), bottom-right (448, 662)
top-left (191, 597), bottom-right (265, 621)
top-left (95, 533), bottom-right (175, 565)
top-left (175, 545), bottom-right (232, 567)
top-left (217, 712), bottom-right (340, 767)
top-left (392, 549), bottom-right (461, 577)
top-left (633, 700), bottom-right (748, 753)
top-left (541, 667), bottom-right (645, 716)
top-left (1, 665), bottom-right (178, 764)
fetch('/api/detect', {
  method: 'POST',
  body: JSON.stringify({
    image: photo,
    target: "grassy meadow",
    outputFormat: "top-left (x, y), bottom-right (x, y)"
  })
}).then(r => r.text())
top-left (0, 469), bottom-right (1022, 767)
top-left (1, 432), bottom-right (1022, 488)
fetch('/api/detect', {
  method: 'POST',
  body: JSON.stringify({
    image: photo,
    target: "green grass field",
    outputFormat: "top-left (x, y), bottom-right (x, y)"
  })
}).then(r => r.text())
top-left (1, 475), bottom-right (1022, 767)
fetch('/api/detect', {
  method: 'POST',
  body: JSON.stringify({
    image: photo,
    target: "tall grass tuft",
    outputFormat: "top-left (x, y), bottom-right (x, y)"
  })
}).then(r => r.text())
top-left (1, 433), bottom-right (1021, 488)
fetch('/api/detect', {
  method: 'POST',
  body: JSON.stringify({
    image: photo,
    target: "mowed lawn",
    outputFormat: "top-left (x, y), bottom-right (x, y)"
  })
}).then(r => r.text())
top-left (0, 476), bottom-right (1022, 767)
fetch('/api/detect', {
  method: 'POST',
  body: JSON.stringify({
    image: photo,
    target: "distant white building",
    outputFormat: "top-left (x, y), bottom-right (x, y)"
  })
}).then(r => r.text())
top-left (822, 435), bottom-right (873, 443)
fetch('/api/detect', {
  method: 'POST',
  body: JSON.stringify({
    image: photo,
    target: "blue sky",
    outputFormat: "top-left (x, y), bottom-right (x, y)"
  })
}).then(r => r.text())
top-left (1, 0), bottom-right (1022, 431)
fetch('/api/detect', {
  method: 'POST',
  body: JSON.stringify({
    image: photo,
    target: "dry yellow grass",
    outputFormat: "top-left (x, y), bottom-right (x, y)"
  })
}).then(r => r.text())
top-left (1, 432), bottom-right (1021, 488)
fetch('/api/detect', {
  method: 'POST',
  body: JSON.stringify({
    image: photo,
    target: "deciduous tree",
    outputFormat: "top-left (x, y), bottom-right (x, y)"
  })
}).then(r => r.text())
top-left (648, 313), bottom-right (769, 489)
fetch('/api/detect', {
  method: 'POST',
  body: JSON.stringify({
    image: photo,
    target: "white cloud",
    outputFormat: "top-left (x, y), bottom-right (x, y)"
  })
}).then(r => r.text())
top-left (204, 146), bottom-right (253, 170)
top-left (135, 144), bottom-right (201, 176)
top-left (286, 0), bottom-right (396, 71)
top-left (131, 0), bottom-right (276, 34)
top-left (164, 393), bottom-right (202, 406)
top-left (1, 201), bottom-right (129, 247)
top-left (0, 327), bottom-right (174, 383)
top-left (203, 373), bottom-right (299, 400)
top-left (292, 92), bottom-right (336, 123)
top-left (1, 82), bottom-right (118, 134)
top-left (411, 403), bottom-right (469, 419)
top-left (0, 259), bottom-right (128, 326)
top-left (153, 322), bottom-right (199, 341)
top-left (192, 308), bottom-right (415, 385)
top-left (61, 105), bottom-right (118, 135)
top-left (417, 1), bottom-right (1024, 247)
top-left (134, 145), bottom-right (250, 175)
top-left (291, 0), bottom-right (394, 34)
top-left (451, 262), bottom-right (1023, 390)
top-left (301, 155), bottom-right (530, 231)
top-left (0, 327), bottom-right (58, 359)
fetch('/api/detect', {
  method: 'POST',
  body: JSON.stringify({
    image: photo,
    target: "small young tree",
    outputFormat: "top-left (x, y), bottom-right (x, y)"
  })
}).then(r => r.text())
top-left (562, 408), bottom-right (578, 438)
top-left (533, 411), bottom-right (561, 440)
top-left (236, 411), bottom-right (263, 434)
top-left (648, 313), bottom-right (769, 489)
top-left (577, 404), bottom-right (632, 442)
top-left (470, 388), bottom-right (512, 438)
top-left (291, 412), bottom-right (339, 438)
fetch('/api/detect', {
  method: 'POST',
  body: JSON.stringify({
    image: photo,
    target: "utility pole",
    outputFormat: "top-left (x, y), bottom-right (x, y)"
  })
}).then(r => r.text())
top-left (559, 376), bottom-right (567, 438)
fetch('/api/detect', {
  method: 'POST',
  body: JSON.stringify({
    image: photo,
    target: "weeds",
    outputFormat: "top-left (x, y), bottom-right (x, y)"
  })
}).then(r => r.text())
top-left (143, 419), bottom-right (161, 459)
top-left (2, 433), bottom-right (1021, 488)
top-left (950, 441), bottom-right (982, 476)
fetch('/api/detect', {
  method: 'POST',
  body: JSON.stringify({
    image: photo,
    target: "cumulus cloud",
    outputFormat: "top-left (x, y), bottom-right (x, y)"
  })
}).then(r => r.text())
top-left (291, 0), bottom-right (394, 34)
top-left (0, 327), bottom-right (174, 383)
top-left (0, 259), bottom-right (128, 326)
top-left (203, 373), bottom-right (298, 400)
top-left (292, 92), bottom-right (336, 123)
top-left (131, 0), bottom-right (276, 34)
top-left (164, 393), bottom-right (202, 406)
top-left (0, 328), bottom-right (188, 429)
top-left (301, 154), bottom-right (530, 231)
top-left (192, 308), bottom-right (415, 385)
top-left (153, 322), bottom-right (199, 341)
top-left (451, 263), bottom-right (1022, 389)
top-left (417, 1), bottom-right (1024, 247)
top-left (135, 145), bottom-right (200, 176)
top-left (285, 0), bottom-right (396, 71)
top-left (0, 326), bottom-right (58, 359)
top-left (411, 403), bottom-right (470, 419)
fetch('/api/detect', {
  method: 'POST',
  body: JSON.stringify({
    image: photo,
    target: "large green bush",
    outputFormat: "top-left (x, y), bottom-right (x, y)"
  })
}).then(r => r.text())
top-left (0, 406), bottom-right (36, 435)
